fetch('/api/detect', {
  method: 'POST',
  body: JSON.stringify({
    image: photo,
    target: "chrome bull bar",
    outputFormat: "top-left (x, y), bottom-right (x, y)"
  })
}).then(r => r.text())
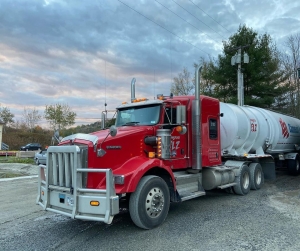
top-left (36, 145), bottom-right (119, 224)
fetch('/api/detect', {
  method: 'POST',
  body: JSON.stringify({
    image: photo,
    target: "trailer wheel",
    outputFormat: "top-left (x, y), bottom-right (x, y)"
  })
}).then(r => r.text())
top-left (250, 163), bottom-right (264, 190)
top-left (287, 156), bottom-right (300, 176)
top-left (233, 165), bottom-right (250, 195)
top-left (129, 175), bottom-right (170, 229)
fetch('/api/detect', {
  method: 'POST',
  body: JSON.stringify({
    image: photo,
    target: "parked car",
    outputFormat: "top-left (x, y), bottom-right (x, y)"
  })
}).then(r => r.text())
top-left (34, 149), bottom-right (47, 165)
top-left (20, 143), bottom-right (42, 151)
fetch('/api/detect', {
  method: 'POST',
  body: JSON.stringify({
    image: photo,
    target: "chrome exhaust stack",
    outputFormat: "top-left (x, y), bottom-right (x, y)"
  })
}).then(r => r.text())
top-left (192, 65), bottom-right (202, 170)
top-left (131, 78), bottom-right (136, 103)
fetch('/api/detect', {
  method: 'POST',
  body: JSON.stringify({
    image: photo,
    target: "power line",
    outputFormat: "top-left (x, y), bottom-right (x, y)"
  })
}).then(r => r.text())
top-left (117, 0), bottom-right (210, 56)
top-left (188, 0), bottom-right (231, 34)
top-left (155, 0), bottom-right (219, 43)
top-left (171, 0), bottom-right (226, 40)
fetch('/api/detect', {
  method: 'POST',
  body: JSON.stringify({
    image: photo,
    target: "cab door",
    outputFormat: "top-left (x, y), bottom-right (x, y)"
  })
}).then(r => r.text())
top-left (201, 97), bottom-right (222, 167)
top-left (163, 105), bottom-right (188, 169)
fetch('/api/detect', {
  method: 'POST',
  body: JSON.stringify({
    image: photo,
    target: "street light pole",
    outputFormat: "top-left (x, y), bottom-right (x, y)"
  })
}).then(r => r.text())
top-left (237, 48), bottom-right (243, 106)
top-left (231, 46), bottom-right (249, 106)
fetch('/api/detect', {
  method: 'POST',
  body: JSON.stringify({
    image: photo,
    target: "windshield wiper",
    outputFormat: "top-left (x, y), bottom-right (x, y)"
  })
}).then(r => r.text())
top-left (122, 121), bottom-right (140, 126)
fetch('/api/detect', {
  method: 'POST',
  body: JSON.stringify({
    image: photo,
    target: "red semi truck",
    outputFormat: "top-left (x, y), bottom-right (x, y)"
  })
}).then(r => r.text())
top-left (37, 66), bottom-right (300, 229)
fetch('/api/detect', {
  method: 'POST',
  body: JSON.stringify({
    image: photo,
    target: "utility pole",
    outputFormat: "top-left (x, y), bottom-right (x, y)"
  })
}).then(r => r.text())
top-left (231, 46), bottom-right (249, 106)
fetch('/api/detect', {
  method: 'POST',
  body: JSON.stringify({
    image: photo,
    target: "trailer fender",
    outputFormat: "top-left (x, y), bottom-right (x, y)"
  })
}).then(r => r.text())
top-left (113, 156), bottom-right (176, 194)
top-left (224, 160), bottom-right (250, 176)
top-left (284, 152), bottom-right (298, 160)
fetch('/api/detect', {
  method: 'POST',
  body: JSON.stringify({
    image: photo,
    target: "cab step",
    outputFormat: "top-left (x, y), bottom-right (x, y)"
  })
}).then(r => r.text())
top-left (181, 191), bottom-right (206, 201)
top-left (174, 171), bottom-right (206, 201)
top-left (217, 182), bottom-right (237, 189)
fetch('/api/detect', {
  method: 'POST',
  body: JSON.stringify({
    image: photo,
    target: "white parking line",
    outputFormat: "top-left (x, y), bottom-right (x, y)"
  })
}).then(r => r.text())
top-left (0, 175), bottom-right (38, 182)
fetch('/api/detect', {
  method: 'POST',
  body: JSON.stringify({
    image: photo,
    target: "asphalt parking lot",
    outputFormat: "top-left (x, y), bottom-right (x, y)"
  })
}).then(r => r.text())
top-left (1, 164), bottom-right (300, 251)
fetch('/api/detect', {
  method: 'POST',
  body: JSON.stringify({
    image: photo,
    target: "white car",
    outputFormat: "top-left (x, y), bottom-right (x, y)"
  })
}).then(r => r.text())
top-left (34, 150), bottom-right (47, 165)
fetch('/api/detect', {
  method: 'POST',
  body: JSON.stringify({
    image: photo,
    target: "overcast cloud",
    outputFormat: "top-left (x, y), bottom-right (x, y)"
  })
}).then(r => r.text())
top-left (0, 0), bottom-right (299, 127)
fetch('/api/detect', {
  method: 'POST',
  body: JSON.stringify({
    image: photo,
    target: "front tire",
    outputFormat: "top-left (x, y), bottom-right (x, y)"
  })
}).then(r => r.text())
top-left (35, 158), bottom-right (40, 165)
top-left (129, 175), bottom-right (170, 229)
top-left (233, 164), bottom-right (251, 195)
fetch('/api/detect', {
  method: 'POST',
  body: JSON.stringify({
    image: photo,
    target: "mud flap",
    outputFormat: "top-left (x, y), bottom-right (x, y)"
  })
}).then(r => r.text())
top-left (260, 158), bottom-right (276, 180)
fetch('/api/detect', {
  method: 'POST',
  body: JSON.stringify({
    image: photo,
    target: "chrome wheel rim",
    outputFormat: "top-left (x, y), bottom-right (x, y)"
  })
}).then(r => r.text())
top-left (256, 169), bottom-right (262, 185)
top-left (242, 172), bottom-right (250, 189)
top-left (145, 187), bottom-right (164, 218)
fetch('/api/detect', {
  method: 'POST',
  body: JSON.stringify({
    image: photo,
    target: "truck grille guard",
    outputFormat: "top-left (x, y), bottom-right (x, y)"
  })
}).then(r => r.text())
top-left (36, 145), bottom-right (119, 224)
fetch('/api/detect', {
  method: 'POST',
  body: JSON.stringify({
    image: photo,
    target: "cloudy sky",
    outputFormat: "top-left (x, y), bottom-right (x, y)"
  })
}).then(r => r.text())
top-left (0, 0), bottom-right (300, 128)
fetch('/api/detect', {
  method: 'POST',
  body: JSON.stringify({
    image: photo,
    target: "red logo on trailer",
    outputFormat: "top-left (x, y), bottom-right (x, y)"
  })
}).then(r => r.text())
top-left (279, 118), bottom-right (289, 138)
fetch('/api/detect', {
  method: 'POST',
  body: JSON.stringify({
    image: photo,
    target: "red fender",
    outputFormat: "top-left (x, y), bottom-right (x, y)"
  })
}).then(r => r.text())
top-left (113, 156), bottom-right (176, 194)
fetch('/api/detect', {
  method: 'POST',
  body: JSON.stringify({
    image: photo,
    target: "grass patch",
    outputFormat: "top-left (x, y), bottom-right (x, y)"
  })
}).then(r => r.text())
top-left (0, 156), bottom-right (35, 164)
top-left (0, 172), bottom-right (27, 178)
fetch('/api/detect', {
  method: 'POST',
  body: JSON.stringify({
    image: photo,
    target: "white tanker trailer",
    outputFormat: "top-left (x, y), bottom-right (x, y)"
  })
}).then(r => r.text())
top-left (220, 102), bottom-right (300, 175)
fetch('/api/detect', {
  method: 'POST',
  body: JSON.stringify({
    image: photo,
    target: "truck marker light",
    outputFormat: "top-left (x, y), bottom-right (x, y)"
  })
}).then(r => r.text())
top-left (122, 102), bottom-right (128, 104)
top-left (157, 137), bottom-right (162, 157)
top-left (41, 191), bottom-right (44, 196)
top-left (148, 152), bottom-right (155, 158)
top-left (90, 201), bottom-right (100, 206)
top-left (176, 125), bottom-right (187, 135)
top-left (176, 126), bottom-right (182, 132)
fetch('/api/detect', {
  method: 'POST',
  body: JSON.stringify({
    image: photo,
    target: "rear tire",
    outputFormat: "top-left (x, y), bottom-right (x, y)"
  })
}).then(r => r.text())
top-left (129, 175), bottom-right (170, 229)
top-left (287, 156), bottom-right (300, 176)
top-left (250, 163), bottom-right (264, 190)
top-left (233, 164), bottom-right (250, 195)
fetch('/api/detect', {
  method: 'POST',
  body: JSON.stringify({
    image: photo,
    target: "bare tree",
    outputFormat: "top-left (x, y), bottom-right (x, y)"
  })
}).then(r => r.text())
top-left (171, 67), bottom-right (194, 96)
top-left (11, 119), bottom-right (27, 131)
top-left (171, 57), bottom-right (216, 97)
top-left (23, 107), bottom-right (42, 132)
top-left (194, 56), bottom-right (216, 96)
top-left (282, 33), bottom-right (300, 117)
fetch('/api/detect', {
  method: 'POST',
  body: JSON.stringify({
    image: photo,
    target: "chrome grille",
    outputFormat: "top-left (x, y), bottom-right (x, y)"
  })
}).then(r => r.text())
top-left (47, 145), bottom-right (88, 188)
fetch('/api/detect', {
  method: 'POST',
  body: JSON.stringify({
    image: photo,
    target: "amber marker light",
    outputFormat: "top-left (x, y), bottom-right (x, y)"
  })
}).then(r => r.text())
top-left (157, 137), bottom-right (162, 157)
top-left (175, 125), bottom-right (187, 135)
top-left (148, 152), bottom-right (155, 158)
top-left (176, 126), bottom-right (183, 133)
top-left (90, 201), bottom-right (100, 206)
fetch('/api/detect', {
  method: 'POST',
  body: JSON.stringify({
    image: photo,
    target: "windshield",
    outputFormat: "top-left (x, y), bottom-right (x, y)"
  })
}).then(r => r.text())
top-left (116, 104), bottom-right (161, 127)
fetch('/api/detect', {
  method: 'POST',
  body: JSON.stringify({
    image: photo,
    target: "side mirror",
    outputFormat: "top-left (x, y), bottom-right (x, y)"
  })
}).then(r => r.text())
top-left (176, 105), bottom-right (186, 124)
top-left (109, 125), bottom-right (117, 137)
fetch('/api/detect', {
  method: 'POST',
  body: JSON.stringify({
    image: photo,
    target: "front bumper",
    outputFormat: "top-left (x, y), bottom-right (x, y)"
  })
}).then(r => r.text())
top-left (36, 145), bottom-right (119, 224)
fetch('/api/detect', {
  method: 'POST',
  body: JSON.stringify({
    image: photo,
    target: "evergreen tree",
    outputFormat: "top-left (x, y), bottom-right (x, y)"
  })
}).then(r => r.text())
top-left (206, 25), bottom-right (288, 108)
